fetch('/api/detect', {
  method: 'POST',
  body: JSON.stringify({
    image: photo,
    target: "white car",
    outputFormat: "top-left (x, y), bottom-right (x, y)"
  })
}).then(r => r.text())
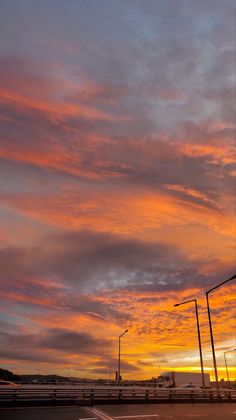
top-left (0, 380), bottom-right (20, 387)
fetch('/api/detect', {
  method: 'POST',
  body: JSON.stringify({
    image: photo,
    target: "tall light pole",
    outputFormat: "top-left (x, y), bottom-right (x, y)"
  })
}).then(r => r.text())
top-left (174, 299), bottom-right (205, 388)
top-left (118, 329), bottom-right (128, 384)
top-left (206, 274), bottom-right (236, 390)
top-left (224, 349), bottom-right (236, 381)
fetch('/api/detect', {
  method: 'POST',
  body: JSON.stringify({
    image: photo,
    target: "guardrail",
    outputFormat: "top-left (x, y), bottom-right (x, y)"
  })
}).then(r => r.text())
top-left (0, 387), bottom-right (235, 406)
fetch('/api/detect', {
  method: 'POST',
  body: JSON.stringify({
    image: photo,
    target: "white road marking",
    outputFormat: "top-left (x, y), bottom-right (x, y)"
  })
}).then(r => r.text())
top-left (115, 415), bottom-right (159, 418)
top-left (86, 407), bottom-right (115, 420)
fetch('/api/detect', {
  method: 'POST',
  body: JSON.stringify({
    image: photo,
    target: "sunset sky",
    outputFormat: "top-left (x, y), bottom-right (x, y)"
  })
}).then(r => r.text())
top-left (0, 0), bottom-right (235, 381)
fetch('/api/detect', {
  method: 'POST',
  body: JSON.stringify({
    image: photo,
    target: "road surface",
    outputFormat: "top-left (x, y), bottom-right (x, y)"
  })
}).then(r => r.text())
top-left (1, 403), bottom-right (236, 420)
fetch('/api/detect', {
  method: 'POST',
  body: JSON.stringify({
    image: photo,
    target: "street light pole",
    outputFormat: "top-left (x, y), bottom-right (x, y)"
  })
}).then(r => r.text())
top-left (174, 299), bottom-right (205, 389)
top-left (224, 352), bottom-right (229, 381)
top-left (206, 291), bottom-right (218, 388)
top-left (206, 274), bottom-right (236, 390)
top-left (224, 349), bottom-right (236, 381)
top-left (118, 329), bottom-right (128, 384)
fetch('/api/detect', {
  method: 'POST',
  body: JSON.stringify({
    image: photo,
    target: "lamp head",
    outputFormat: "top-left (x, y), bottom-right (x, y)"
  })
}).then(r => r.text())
top-left (119, 329), bottom-right (128, 338)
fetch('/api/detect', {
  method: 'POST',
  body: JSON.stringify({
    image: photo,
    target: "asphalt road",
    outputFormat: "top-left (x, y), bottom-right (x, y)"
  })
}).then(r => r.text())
top-left (1, 404), bottom-right (236, 420)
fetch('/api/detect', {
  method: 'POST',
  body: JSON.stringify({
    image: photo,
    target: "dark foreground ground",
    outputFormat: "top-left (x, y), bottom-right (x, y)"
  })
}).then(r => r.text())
top-left (1, 403), bottom-right (236, 420)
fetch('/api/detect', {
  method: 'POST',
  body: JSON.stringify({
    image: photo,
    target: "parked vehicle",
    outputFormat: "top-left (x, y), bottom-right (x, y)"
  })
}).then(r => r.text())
top-left (0, 380), bottom-right (20, 387)
top-left (157, 371), bottom-right (210, 388)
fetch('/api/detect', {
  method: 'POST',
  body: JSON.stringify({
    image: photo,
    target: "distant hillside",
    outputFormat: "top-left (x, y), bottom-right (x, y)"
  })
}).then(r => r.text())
top-left (20, 374), bottom-right (70, 382)
top-left (0, 368), bottom-right (70, 382)
top-left (0, 368), bottom-right (20, 381)
top-left (0, 368), bottom-right (103, 383)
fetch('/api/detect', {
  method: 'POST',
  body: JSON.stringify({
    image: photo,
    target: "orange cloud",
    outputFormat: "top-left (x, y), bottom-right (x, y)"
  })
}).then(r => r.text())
top-left (0, 88), bottom-right (124, 122)
top-left (164, 184), bottom-right (215, 204)
top-left (2, 286), bottom-right (234, 379)
top-left (182, 142), bottom-right (235, 165)
top-left (1, 187), bottom-right (234, 264)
